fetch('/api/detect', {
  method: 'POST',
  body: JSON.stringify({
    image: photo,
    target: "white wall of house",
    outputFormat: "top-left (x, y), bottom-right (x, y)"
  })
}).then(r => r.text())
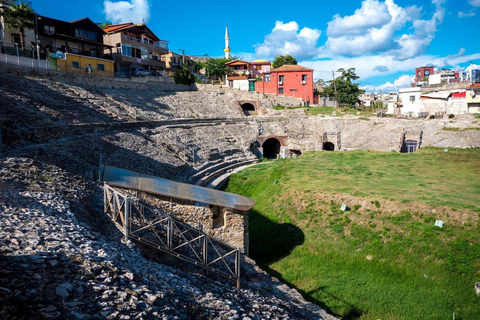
top-left (422, 98), bottom-right (467, 115)
top-left (399, 87), bottom-right (422, 116)
top-left (232, 79), bottom-right (249, 91)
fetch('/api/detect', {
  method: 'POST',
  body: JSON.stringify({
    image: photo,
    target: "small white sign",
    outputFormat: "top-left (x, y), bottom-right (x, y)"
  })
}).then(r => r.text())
top-left (444, 149), bottom-right (448, 153)
top-left (341, 204), bottom-right (347, 212)
top-left (435, 220), bottom-right (444, 228)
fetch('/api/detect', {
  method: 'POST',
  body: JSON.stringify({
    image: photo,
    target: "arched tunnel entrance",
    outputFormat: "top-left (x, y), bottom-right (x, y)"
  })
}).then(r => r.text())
top-left (241, 103), bottom-right (256, 116)
top-left (262, 138), bottom-right (281, 159)
top-left (323, 142), bottom-right (335, 151)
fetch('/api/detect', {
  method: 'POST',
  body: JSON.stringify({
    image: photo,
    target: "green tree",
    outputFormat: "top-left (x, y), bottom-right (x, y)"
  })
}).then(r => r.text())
top-left (326, 68), bottom-right (364, 106)
top-left (0, 1), bottom-right (35, 53)
top-left (206, 58), bottom-right (231, 78)
top-left (99, 20), bottom-right (112, 29)
top-left (272, 54), bottom-right (297, 69)
top-left (174, 66), bottom-right (196, 85)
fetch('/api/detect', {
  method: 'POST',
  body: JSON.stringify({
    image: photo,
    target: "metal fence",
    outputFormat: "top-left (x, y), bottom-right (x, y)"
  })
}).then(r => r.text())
top-left (103, 184), bottom-right (242, 288)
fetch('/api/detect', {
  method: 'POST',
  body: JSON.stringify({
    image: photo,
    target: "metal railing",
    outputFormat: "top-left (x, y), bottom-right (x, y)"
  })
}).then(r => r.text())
top-left (103, 184), bottom-right (241, 288)
top-left (0, 52), bottom-right (50, 70)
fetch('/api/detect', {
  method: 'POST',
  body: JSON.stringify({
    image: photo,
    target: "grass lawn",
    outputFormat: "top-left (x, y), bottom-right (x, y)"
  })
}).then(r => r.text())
top-left (224, 148), bottom-right (480, 320)
top-left (272, 105), bottom-right (377, 117)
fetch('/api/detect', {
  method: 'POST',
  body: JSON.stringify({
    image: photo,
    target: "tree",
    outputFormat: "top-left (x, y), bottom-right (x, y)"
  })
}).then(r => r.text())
top-left (326, 68), bottom-right (364, 106)
top-left (272, 54), bottom-right (297, 69)
top-left (174, 66), bottom-right (196, 85)
top-left (99, 20), bottom-right (113, 29)
top-left (336, 67), bottom-right (360, 82)
top-left (206, 58), bottom-right (231, 78)
top-left (0, 1), bottom-right (35, 53)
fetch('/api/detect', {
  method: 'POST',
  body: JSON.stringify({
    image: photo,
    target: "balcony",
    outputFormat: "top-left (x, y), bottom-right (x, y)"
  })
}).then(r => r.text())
top-left (121, 35), bottom-right (169, 54)
top-left (115, 55), bottom-right (166, 69)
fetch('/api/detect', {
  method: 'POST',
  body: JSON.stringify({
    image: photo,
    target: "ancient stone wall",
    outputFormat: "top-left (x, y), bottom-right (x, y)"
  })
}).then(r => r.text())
top-left (134, 191), bottom-right (249, 253)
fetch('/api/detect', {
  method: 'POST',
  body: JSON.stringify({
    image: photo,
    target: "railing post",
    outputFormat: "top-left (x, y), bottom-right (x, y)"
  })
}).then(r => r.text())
top-left (235, 249), bottom-right (241, 289)
top-left (124, 196), bottom-right (130, 242)
top-left (167, 216), bottom-right (172, 251)
top-left (203, 235), bottom-right (207, 266)
top-left (104, 183), bottom-right (107, 214)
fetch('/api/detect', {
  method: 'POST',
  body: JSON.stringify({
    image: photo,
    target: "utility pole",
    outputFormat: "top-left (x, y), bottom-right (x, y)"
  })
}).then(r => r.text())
top-left (332, 70), bottom-right (338, 107)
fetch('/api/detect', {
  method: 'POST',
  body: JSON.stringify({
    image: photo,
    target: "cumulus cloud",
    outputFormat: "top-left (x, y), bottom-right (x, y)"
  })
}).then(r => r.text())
top-left (254, 21), bottom-right (321, 60)
top-left (104, 0), bottom-right (150, 24)
top-left (469, 0), bottom-right (480, 7)
top-left (299, 51), bottom-right (480, 85)
top-left (324, 0), bottom-right (444, 60)
top-left (361, 74), bottom-right (414, 92)
top-left (459, 10), bottom-right (477, 17)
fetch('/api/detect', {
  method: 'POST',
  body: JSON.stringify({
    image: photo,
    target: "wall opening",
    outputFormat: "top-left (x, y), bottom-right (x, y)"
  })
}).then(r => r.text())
top-left (241, 103), bottom-right (256, 116)
top-left (401, 140), bottom-right (418, 153)
top-left (289, 149), bottom-right (302, 158)
top-left (262, 138), bottom-right (281, 159)
top-left (211, 206), bottom-right (225, 228)
top-left (323, 142), bottom-right (335, 151)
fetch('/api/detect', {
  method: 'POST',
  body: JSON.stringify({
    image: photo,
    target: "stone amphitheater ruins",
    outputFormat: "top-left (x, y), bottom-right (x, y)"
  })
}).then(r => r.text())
top-left (1, 64), bottom-right (479, 319)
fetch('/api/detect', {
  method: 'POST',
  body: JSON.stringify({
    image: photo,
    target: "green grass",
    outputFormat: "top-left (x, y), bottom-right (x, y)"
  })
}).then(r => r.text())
top-left (272, 105), bottom-right (377, 117)
top-left (225, 148), bottom-right (480, 320)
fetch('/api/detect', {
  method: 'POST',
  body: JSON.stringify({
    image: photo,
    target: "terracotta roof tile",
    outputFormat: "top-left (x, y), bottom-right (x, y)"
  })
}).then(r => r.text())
top-left (271, 64), bottom-right (313, 72)
top-left (227, 76), bottom-right (248, 80)
top-left (466, 83), bottom-right (480, 89)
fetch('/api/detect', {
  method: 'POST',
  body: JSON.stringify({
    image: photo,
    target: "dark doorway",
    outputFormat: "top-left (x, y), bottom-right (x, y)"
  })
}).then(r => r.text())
top-left (289, 149), bottom-right (302, 158)
top-left (241, 103), bottom-right (256, 116)
top-left (323, 142), bottom-right (335, 151)
top-left (401, 140), bottom-right (417, 153)
top-left (262, 138), bottom-right (281, 159)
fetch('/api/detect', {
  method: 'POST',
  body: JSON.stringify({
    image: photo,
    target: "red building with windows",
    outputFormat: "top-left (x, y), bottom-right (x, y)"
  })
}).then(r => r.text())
top-left (255, 65), bottom-right (314, 104)
top-left (415, 66), bottom-right (434, 81)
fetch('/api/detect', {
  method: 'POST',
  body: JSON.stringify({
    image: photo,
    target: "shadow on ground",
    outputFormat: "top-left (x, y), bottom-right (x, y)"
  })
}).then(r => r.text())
top-left (249, 209), bottom-right (363, 320)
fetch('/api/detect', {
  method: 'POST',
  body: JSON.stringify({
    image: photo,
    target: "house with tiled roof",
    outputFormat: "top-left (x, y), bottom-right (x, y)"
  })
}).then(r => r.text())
top-left (36, 15), bottom-right (114, 76)
top-left (103, 22), bottom-right (169, 76)
top-left (255, 64), bottom-right (315, 104)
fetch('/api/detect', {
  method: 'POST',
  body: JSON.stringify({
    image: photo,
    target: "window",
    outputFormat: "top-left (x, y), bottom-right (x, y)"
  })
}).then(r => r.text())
top-left (121, 44), bottom-right (132, 57)
top-left (11, 33), bottom-right (20, 45)
top-left (44, 25), bottom-right (55, 35)
top-left (279, 75), bottom-right (284, 85)
top-left (75, 28), bottom-right (97, 41)
top-left (409, 95), bottom-right (415, 102)
top-left (72, 61), bottom-right (80, 69)
top-left (302, 74), bottom-right (307, 84)
top-left (279, 87), bottom-right (284, 94)
top-left (264, 74), bottom-right (271, 82)
top-left (97, 64), bottom-right (105, 72)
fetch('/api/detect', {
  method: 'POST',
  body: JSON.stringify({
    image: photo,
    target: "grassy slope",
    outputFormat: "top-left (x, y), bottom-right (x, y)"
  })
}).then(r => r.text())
top-left (225, 148), bottom-right (480, 320)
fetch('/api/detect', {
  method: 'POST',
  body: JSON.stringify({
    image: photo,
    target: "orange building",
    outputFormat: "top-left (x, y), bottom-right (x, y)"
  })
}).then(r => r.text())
top-left (255, 65), bottom-right (314, 104)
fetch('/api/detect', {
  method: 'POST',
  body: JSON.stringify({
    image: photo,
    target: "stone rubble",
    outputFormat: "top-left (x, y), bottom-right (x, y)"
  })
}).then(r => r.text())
top-left (0, 156), bottom-right (337, 320)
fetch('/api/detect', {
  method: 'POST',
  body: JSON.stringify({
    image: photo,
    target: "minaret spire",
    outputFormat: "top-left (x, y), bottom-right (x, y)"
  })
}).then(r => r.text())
top-left (224, 24), bottom-right (231, 60)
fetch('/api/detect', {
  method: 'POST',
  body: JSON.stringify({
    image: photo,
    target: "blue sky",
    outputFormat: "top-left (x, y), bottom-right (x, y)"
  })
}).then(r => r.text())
top-left (32, 0), bottom-right (480, 92)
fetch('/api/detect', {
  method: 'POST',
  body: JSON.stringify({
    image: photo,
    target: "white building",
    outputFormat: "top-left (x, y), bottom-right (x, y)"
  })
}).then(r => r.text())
top-left (398, 87), bottom-right (422, 116)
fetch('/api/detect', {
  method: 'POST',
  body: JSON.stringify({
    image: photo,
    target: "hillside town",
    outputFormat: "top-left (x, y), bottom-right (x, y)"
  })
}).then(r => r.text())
top-left (1, 0), bottom-right (479, 117)
top-left (1, 1), bottom-right (480, 320)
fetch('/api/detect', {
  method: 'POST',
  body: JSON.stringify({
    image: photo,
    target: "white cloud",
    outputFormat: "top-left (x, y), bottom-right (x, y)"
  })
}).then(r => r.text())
top-left (459, 10), bottom-right (477, 17)
top-left (254, 21), bottom-right (321, 60)
top-left (299, 51), bottom-right (480, 84)
top-left (361, 74), bottom-right (414, 92)
top-left (104, 0), bottom-right (150, 24)
top-left (324, 0), bottom-right (444, 60)
top-left (469, 0), bottom-right (480, 7)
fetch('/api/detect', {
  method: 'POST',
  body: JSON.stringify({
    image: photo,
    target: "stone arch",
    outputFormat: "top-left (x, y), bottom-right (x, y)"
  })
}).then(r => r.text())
top-left (323, 141), bottom-right (335, 151)
top-left (241, 103), bottom-right (256, 116)
top-left (262, 138), bottom-right (281, 159)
